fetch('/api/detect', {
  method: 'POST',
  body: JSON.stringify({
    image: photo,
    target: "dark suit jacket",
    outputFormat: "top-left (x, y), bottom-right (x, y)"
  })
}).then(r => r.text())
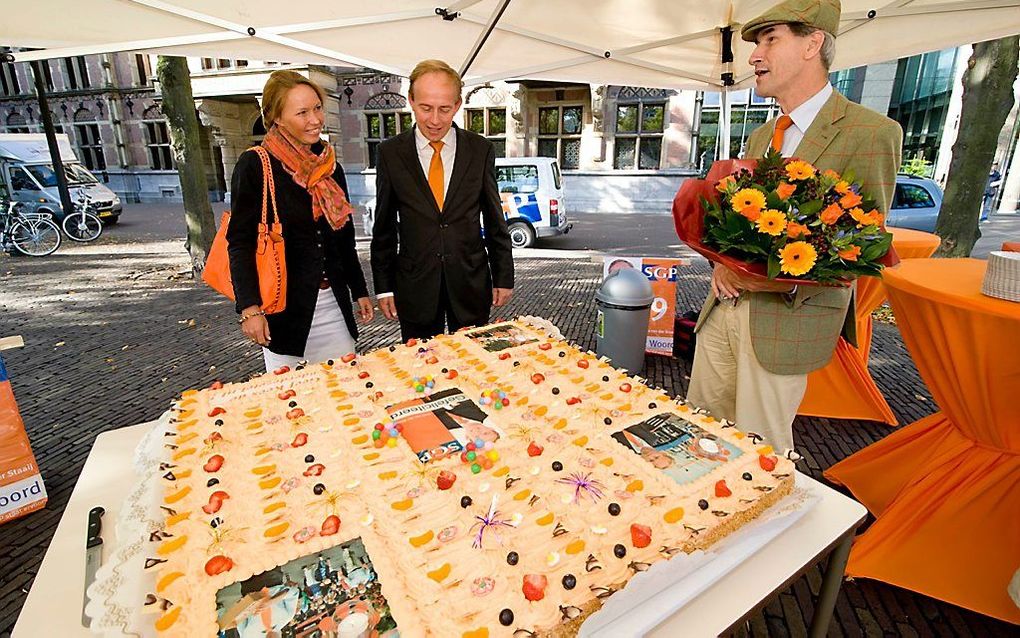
top-left (370, 125), bottom-right (514, 325)
top-left (227, 147), bottom-right (369, 357)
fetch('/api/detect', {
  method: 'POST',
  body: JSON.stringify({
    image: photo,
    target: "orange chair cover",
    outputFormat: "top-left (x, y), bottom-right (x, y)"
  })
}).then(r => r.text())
top-left (1002, 241), bottom-right (1020, 252)
top-left (825, 258), bottom-right (1020, 624)
top-left (799, 228), bottom-right (941, 424)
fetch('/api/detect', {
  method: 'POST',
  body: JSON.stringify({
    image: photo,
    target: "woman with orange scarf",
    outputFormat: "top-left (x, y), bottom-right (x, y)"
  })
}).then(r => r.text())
top-left (228, 71), bottom-right (372, 371)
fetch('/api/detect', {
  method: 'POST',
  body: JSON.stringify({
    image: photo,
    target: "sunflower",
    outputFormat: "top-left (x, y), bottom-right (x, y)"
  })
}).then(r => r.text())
top-left (779, 241), bottom-right (818, 276)
top-left (775, 182), bottom-right (797, 201)
top-left (785, 160), bottom-right (817, 181)
top-left (786, 222), bottom-right (811, 239)
top-left (838, 245), bottom-right (862, 262)
top-left (840, 191), bottom-right (863, 209)
top-left (820, 203), bottom-right (843, 225)
top-left (730, 188), bottom-right (767, 213)
top-left (755, 209), bottom-right (788, 236)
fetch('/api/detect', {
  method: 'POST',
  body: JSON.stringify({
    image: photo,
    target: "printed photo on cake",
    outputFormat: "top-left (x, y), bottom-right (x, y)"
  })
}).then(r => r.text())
top-left (463, 323), bottom-right (539, 352)
top-left (612, 413), bottom-right (744, 485)
top-left (385, 388), bottom-right (503, 463)
top-left (215, 537), bottom-right (398, 638)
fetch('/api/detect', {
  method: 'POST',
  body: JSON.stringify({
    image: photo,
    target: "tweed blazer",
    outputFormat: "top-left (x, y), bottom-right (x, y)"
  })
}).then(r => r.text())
top-left (696, 90), bottom-right (903, 375)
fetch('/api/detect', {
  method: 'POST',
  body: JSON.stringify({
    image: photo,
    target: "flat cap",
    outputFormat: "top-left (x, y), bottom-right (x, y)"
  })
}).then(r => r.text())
top-left (741, 0), bottom-right (841, 42)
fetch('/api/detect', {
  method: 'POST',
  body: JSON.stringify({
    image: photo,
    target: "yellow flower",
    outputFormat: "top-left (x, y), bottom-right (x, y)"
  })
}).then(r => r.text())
top-left (755, 209), bottom-right (788, 236)
top-left (779, 241), bottom-right (818, 276)
top-left (730, 188), bottom-right (767, 213)
top-left (785, 160), bottom-right (817, 181)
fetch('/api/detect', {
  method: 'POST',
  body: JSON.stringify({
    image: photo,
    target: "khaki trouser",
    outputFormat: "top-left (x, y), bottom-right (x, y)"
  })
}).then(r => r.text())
top-left (686, 296), bottom-right (807, 454)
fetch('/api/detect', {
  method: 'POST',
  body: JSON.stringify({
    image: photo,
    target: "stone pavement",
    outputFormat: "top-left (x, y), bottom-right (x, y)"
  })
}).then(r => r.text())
top-left (0, 216), bottom-right (1016, 637)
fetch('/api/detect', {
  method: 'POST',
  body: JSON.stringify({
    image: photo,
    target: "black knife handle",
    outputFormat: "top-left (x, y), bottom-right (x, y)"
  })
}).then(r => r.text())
top-left (86, 506), bottom-right (105, 548)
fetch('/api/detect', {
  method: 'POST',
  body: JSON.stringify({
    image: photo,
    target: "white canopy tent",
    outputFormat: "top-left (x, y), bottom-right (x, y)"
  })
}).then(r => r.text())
top-left (3, 0), bottom-right (1020, 158)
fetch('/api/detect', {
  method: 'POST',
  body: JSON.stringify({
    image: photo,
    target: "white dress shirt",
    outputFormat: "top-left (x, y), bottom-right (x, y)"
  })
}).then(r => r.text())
top-left (779, 83), bottom-right (833, 158)
top-left (377, 125), bottom-right (458, 301)
top-left (414, 124), bottom-right (457, 197)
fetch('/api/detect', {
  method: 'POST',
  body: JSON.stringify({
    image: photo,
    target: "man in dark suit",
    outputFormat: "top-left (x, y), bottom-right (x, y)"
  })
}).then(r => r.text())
top-left (371, 59), bottom-right (514, 341)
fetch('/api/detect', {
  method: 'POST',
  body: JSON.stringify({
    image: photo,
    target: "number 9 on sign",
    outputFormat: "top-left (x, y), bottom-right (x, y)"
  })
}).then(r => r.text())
top-left (650, 297), bottom-right (668, 321)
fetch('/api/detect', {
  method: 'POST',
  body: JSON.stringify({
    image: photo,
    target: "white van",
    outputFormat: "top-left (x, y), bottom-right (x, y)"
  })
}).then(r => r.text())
top-left (361, 156), bottom-right (571, 248)
top-left (495, 157), bottom-right (571, 248)
top-left (0, 134), bottom-right (122, 223)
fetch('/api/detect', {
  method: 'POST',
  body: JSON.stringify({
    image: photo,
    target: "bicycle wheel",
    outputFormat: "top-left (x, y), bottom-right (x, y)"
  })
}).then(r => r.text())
top-left (62, 211), bottom-right (104, 242)
top-left (11, 218), bottom-right (62, 256)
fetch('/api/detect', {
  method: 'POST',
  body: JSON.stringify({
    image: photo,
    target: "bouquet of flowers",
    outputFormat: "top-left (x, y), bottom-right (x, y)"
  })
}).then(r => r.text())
top-left (672, 150), bottom-right (898, 285)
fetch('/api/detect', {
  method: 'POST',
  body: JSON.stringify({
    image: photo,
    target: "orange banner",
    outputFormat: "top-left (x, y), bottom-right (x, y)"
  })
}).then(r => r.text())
top-left (603, 257), bottom-right (686, 356)
top-left (0, 353), bottom-right (47, 525)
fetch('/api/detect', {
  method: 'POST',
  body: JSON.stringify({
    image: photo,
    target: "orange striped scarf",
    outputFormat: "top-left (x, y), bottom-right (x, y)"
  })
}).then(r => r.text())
top-left (261, 125), bottom-right (352, 230)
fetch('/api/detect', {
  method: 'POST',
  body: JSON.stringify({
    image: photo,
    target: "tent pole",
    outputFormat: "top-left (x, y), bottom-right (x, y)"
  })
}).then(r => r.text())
top-left (718, 26), bottom-right (736, 161)
top-left (459, 0), bottom-right (512, 77)
top-left (30, 60), bottom-right (73, 219)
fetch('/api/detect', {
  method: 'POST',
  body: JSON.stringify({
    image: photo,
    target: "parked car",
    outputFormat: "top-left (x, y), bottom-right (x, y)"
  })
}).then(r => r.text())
top-left (361, 156), bottom-right (572, 249)
top-left (886, 175), bottom-right (943, 233)
top-left (0, 133), bottom-right (122, 224)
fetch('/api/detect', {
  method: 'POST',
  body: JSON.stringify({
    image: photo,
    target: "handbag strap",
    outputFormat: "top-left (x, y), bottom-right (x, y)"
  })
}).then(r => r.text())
top-left (248, 146), bottom-right (281, 232)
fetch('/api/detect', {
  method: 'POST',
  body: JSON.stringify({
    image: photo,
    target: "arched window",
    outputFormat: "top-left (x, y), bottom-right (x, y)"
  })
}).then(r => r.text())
top-left (364, 92), bottom-right (411, 169)
top-left (6, 112), bottom-right (30, 134)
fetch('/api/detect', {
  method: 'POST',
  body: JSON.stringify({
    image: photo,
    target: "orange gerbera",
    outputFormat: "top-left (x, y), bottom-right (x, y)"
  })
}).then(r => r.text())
top-left (731, 188), bottom-right (767, 213)
top-left (820, 203), bottom-right (843, 225)
top-left (779, 241), bottom-right (817, 276)
top-left (834, 180), bottom-right (851, 195)
top-left (785, 160), bottom-right (817, 181)
top-left (755, 209), bottom-right (788, 236)
top-left (716, 175), bottom-right (737, 192)
top-left (838, 245), bottom-right (862, 261)
top-left (786, 222), bottom-right (811, 239)
top-left (739, 206), bottom-right (762, 222)
top-left (822, 169), bottom-right (841, 180)
top-left (840, 191), bottom-right (863, 209)
top-left (775, 182), bottom-right (797, 201)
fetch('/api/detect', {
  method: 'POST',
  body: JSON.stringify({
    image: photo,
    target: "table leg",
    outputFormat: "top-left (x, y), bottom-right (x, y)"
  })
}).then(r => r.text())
top-left (809, 532), bottom-right (853, 638)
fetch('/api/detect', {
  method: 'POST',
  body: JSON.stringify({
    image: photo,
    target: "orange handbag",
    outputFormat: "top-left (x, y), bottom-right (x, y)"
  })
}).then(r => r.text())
top-left (202, 146), bottom-right (287, 314)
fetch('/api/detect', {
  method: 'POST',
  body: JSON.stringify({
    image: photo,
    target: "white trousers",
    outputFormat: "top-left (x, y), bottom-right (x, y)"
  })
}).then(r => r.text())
top-left (685, 296), bottom-right (808, 454)
top-left (262, 288), bottom-right (355, 372)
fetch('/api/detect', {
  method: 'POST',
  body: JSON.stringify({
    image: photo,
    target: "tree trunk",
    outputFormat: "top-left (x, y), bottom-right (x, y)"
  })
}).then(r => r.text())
top-left (156, 56), bottom-right (216, 275)
top-left (934, 36), bottom-right (1019, 257)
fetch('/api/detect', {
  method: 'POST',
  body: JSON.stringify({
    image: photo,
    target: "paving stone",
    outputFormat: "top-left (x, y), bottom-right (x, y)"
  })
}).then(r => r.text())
top-left (0, 241), bottom-right (1015, 637)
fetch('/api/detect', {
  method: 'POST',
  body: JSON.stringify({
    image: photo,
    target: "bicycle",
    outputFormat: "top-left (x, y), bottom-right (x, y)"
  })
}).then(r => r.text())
top-left (63, 193), bottom-right (104, 242)
top-left (1, 199), bottom-right (62, 256)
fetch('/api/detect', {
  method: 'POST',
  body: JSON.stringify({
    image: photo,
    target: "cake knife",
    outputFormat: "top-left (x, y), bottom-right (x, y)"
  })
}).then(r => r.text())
top-left (81, 506), bottom-right (105, 627)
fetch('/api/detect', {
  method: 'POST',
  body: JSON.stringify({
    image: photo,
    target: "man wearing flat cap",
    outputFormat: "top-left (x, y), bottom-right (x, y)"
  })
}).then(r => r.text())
top-left (687, 0), bottom-right (902, 456)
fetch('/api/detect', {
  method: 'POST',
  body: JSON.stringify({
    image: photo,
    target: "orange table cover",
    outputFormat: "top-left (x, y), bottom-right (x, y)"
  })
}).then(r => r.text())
top-left (825, 258), bottom-right (1020, 624)
top-left (799, 228), bottom-right (941, 424)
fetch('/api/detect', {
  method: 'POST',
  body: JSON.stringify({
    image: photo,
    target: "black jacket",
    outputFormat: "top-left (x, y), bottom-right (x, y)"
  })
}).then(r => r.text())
top-left (370, 126), bottom-right (514, 325)
top-left (227, 147), bottom-right (368, 357)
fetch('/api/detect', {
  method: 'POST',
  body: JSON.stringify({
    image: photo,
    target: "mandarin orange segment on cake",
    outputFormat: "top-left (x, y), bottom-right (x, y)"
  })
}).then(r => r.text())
top-left (151, 317), bottom-right (793, 637)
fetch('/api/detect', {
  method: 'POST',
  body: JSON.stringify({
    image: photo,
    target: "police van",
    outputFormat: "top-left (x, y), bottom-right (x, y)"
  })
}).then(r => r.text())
top-left (495, 157), bottom-right (571, 248)
top-left (362, 156), bottom-right (571, 248)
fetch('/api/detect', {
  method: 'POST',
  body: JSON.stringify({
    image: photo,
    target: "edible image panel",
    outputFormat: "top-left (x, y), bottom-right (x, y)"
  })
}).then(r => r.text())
top-left (613, 413), bottom-right (744, 485)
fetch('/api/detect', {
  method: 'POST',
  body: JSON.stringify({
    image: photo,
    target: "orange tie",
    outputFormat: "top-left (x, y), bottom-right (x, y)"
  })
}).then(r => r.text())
top-left (428, 140), bottom-right (445, 210)
top-left (771, 115), bottom-right (794, 153)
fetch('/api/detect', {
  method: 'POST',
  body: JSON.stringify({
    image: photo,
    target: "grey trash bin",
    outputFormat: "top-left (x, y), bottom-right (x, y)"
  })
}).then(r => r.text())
top-left (595, 268), bottom-right (654, 373)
